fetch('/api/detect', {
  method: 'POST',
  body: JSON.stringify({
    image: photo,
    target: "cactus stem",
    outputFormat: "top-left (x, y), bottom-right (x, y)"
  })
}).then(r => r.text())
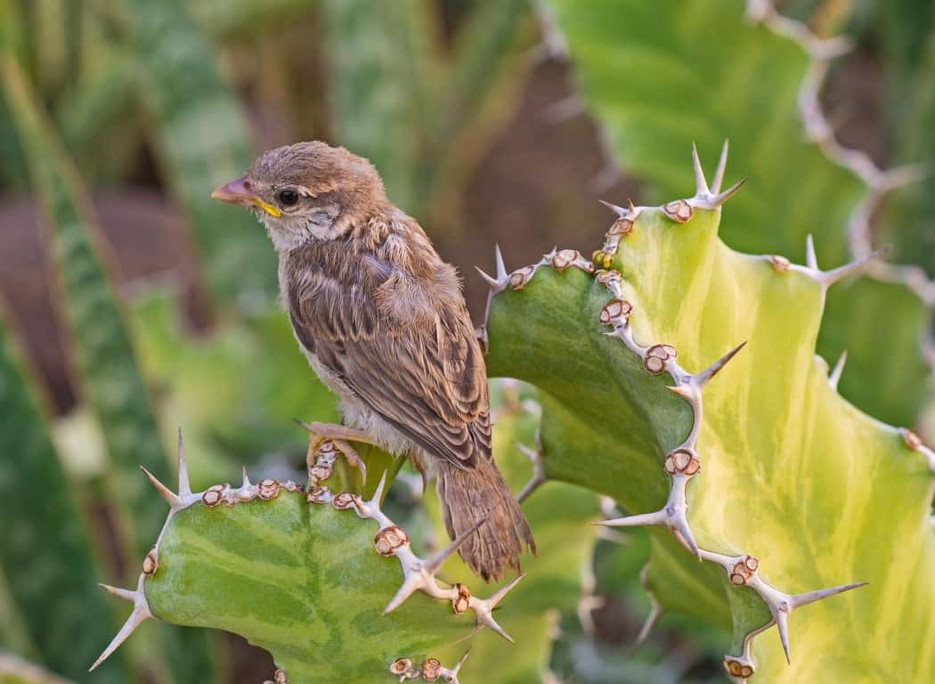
top-left (140, 466), bottom-right (181, 508)
top-left (828, 350), bottom-right (848, 390)
top-left (712, 139), bottom-right (730, 194)
top-left (515, 441), bottom-right (547, 503)
top-left (747, 0), bottom-right (935, 398)
top-left (90, 576), bottom-right (151, 672)
top-left (693, 341), bottom-right (747, 388)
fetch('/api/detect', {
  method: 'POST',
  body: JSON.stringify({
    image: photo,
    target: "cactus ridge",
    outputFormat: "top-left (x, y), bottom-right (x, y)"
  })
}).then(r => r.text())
top-left (91, 431), bottom-right (523, 680)
top-left (745, 1), bottom-right (932, 307)
top-left (478, 143), bottom-right (935, 681)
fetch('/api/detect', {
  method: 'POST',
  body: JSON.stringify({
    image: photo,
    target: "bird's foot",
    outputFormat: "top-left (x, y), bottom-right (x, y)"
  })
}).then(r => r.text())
top-left (297, 420), bottom-right (372, 487)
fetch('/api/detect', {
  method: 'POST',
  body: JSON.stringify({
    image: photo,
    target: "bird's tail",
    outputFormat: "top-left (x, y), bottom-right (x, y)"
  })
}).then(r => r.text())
top-left (436, 458), bottom-right (535, 582)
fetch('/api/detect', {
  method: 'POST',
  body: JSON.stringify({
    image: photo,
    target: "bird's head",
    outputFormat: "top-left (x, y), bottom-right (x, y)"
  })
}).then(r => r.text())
top-left (211, 141), bottom-right (387, 251)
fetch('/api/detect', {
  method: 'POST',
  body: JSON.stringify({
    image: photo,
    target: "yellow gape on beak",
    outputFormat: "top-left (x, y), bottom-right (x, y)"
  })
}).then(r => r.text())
top-left (211, 175), bottom-right (282, 217)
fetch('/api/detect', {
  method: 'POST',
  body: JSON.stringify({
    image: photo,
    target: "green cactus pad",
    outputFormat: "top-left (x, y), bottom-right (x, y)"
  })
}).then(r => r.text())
top-left (483, 170), bottom-right (935, 680)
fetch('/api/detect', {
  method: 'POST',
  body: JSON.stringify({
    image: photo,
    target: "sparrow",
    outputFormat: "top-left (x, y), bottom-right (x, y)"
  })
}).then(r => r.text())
top-left (212, 141), bottom-right (534, 581)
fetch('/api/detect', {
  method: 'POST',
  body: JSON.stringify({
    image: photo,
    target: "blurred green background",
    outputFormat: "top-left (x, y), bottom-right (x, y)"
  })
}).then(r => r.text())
top-left (0, 0), bottom-right (932, 682)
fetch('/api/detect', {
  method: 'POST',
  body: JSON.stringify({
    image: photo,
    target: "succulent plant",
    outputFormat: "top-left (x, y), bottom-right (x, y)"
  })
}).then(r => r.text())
top-left (477, 144), bottom-right (935, 681)
top-left (89, 402), bottom-right (597, 683)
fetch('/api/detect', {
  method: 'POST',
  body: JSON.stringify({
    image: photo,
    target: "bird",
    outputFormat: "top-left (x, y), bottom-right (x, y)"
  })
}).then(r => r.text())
top-left (211, 141), bottom-right (534, 581)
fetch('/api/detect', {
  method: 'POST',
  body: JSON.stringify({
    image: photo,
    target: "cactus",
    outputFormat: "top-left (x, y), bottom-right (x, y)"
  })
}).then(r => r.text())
top-left (477, 144), bottom-right (935, 680)
top-left (543, 0), bottom-right (934, 433)
top-left (89, 408), bottom-right (580, 682)
top-left (0, 313), bottom-right (129, 683)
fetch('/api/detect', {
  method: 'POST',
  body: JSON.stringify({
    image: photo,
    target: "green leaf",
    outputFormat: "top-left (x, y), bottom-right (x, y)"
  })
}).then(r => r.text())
top-left (0, 313), bottom-right (128, 683)
top-left (119, 0), bottom-right (277, 304)
top-left (0, 51), bottom-right (214, 682)
top-left (321, 0), bottom-right (432, 214)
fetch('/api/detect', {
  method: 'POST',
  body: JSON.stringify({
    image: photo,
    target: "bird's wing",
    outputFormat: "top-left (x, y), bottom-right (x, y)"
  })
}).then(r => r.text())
top-left (286, 254), bottom-right (490, 469)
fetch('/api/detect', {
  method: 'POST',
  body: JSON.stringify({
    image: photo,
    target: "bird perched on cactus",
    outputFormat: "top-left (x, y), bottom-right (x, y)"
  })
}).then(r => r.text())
top-left (212, 142), bottom-right (535, 581)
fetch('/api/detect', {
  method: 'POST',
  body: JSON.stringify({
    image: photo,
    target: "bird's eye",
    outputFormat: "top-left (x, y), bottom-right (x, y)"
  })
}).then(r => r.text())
top-left (278, 189), bottom-right (299, 206)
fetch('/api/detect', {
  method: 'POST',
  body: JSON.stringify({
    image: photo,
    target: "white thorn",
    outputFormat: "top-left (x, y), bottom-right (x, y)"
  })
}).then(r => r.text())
top-left (450, 648), bottom-right (471, 676)
top-left (692, 142), bottom-right (710, 196)
top-left (89, 594), bottom-right (152, 671)
top-left (515, 441), bottom-right (546, 503)
top-left (759, 580), bottom-right (865, 664)
top-left (818, 250), bottom-right (883, 288)
top-left (671, 516), bottom-right (701, 560)
top-left (474, 266), bottom-right (500, 289)
top-left (425, 518), bottom-right (488, 573)
top-left (805, 234), bottom-right (818, 271)
top-left (712, 139), bottom-right (730, 193)
top-left (633, 594), bottom-right (661, 649)
top-left (242, 466), bottom-right (251, 488)
top-left (473, 574), bottom-right (525, 642)
top-left (879, 162), bottom-right (928, 191)
top-left (594, 510), bottom-right (668, 528)
top-left (694, 341), bottom-right (747, 388)
top-left (98, 583), bottom-right (136, 603)
top-left (789, 581), bottom-right (866, 609)
top-left (383, 572), bottom-right (425, 615)
top-left (177, 428), bottom-right (191, 497)
top-left (494, 244), bottom-right (507, 282)
top-left (711, 178), bottom-right (746, 206)
top-left (598, 198), bottom-right (629, 218)
top-left (775, 610), bottom-right (791, 664)
top-left (828, 350), bottom-right (848, 390)
top-left (139, 466), bottom-right (180, 507)
top-left (487, 573), bottom-right (525, 609)
top-left (370, 471), bottom-right (388, 507)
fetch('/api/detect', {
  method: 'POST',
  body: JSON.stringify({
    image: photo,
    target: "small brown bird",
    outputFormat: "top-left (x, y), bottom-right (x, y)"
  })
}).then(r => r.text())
top-left (212, 141), bottom-right (534, 581)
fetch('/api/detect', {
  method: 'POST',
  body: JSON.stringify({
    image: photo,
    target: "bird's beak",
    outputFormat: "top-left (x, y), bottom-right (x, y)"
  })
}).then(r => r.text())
top-left (211, 175), bottom-right (282, 218)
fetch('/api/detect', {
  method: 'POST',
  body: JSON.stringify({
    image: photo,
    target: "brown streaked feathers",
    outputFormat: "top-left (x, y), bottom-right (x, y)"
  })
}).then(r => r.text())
top-left (214, 141), bottom-right (535, 581)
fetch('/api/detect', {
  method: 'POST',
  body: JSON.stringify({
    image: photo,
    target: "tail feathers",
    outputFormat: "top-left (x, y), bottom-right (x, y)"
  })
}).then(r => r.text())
top-left (437, 458), bottom-right (535, 582)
